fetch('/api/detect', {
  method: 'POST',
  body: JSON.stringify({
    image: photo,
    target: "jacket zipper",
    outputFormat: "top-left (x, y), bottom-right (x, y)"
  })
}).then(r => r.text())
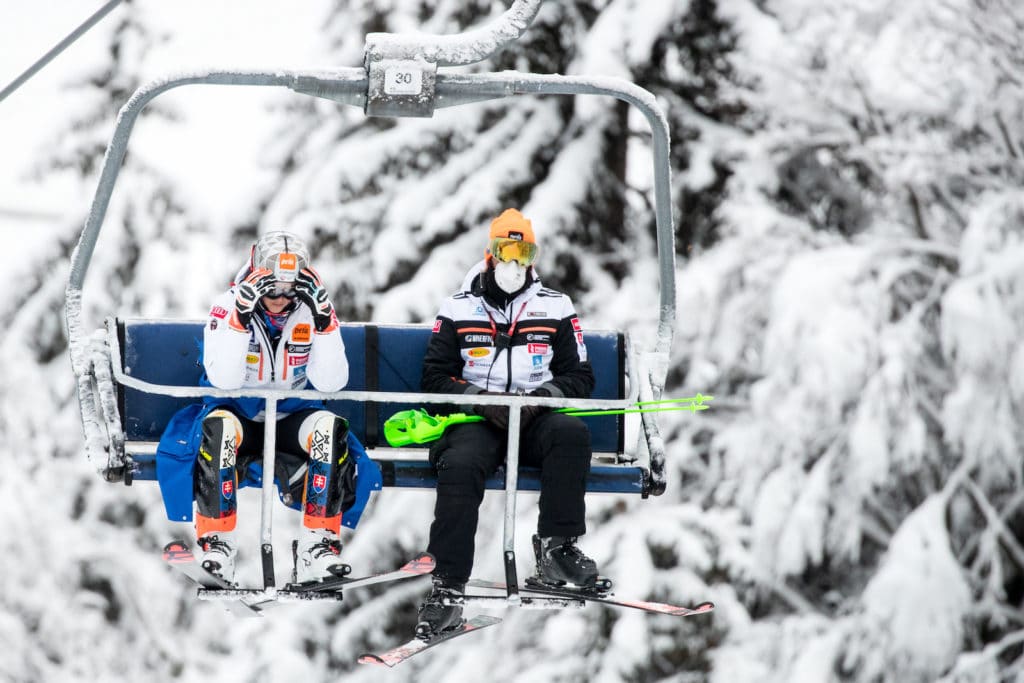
top-left (253, 318), bottom-right (277, 382)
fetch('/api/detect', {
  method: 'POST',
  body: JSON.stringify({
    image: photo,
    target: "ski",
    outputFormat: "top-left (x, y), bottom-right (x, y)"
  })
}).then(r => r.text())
top-left (162, 540), bottom-right (263, 617)
top-left (466, 578), bottom-right (715, 617)
top-left (286, 552), bottom-right (435, 594)
top-left (165, 541), bottom-right (434, 611)
top-left (358, 615), bottom-right (502, 667)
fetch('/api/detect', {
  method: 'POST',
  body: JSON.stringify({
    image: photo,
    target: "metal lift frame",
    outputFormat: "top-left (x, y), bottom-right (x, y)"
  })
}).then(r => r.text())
top-left (65, 0), bottom-right (678, 605)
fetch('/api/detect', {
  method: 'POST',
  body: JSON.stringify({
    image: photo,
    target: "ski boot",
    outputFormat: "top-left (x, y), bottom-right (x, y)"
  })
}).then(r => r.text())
top-left (415, 577), bottom-right (466, 639)
top-left (294, 528), bottom-right (346, 583)
top-left (198, 533), bottom-right (238, 584)
top-left (527, 535), bottom-right (611, 595)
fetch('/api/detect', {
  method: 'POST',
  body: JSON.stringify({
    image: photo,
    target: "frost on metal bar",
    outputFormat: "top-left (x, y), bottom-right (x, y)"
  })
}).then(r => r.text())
top-left (363, 0), bottom-right (540, 117)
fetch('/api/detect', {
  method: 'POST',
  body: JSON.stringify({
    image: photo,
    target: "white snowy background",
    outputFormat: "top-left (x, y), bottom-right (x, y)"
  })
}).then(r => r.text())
top-left (2, 0), bottom-right (1022, 681)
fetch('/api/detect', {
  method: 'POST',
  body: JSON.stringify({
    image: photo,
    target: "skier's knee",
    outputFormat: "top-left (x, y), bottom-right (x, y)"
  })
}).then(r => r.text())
top-left (549, 416), bottom-right (590, 450)
top-left (199, 409), bottom-right (243, 468)
top-left (434, 449), bottom-right (490, 483)
top-left (298, 411), bottom-right (350, 468)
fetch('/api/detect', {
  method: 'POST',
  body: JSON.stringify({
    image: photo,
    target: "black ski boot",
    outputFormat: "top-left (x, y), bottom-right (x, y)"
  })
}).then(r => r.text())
top-left (415, 578), bottom-right (466, 639)
top-left (530, 535), bottom-right (602, 590)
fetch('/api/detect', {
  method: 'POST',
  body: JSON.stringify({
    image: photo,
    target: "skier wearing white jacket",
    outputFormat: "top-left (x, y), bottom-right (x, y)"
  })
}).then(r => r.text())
top-left (193, 231), bottom-right (355, 584)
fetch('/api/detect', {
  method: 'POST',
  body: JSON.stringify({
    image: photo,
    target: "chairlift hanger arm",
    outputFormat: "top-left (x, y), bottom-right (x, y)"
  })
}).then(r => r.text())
top-left (364, 0), bottom-right (542, 67)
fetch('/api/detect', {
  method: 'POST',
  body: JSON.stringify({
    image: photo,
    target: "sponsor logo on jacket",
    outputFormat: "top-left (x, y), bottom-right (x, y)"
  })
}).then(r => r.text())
top-left (292, 324), bottom-right (311, 343)
top-left (210, 306), bottom-right (229, 319)
top-left (288, 354), bottom-right (309, 366)
top-left (527, 343), bottom-right (549, 354)
top-left (432, 319), bottom-right (442, 333)
top-left (468, 348), bottom-right (491, 358)
top-left (465, 334), bottom-right (491, 343)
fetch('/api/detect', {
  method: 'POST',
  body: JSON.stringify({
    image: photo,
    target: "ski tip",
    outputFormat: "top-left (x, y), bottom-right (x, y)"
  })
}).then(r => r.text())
top-left (357, 653), bottom-right (389, 667)
top-left (694, 601), bottom-right (715, 612)
top-left (403, 552), bottom-right (436, 574)
top-left (162, 540), bottom-right (193, 563)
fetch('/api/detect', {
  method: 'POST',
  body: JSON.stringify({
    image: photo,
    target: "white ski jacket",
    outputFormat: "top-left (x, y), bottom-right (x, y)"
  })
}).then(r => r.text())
top-left (203, 289), bottom-right (348, 394)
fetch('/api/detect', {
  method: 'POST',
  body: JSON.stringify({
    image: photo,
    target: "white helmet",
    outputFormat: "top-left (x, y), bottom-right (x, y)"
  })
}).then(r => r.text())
top-left (252, 231), bottom-right (310, 283)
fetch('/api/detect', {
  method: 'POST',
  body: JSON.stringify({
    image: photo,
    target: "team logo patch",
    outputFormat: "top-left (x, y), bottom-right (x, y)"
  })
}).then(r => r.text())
top-left (292, 324), bottom-right (311, 343)
top-left (210, 306), bottom-right (229, 319)
top-left (468, 348), bottom-right (491, 358)
top-left (221, 480), bottom-right (234, 499)
top-left (221, 435), bottom-right (236, 468)
top-left (312, 473), bottom-right (327, 493)
top-left (277, 253), bottom-right (298, 274)
top-left (527, 343), bottom-right (548, 354)
top-left (432, 319), bottom-right (442, 333)
top-left (310, 431), bottom-right (331, 463)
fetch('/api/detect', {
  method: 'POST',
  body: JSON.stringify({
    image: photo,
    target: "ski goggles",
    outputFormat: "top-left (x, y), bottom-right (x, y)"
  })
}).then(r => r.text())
top-left (489, 237), bottom-right (538, 266)
top-left (266, 282), bottom-right (297, 299)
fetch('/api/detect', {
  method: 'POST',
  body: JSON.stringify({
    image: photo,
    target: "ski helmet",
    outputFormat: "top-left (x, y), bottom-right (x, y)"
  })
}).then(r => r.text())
top-left (485, 208), bottom-right (538, 266)
top-left (252, 231), bottom-right (310, 285)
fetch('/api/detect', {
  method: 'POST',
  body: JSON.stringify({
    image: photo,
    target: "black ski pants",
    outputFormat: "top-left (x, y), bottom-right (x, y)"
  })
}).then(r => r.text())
top-left (426, 411), bottom-right (591, 584)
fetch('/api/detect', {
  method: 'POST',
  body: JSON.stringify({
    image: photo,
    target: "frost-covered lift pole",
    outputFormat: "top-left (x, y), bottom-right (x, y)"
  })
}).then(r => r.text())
top-left (65, 0), bottom-right (678, 604)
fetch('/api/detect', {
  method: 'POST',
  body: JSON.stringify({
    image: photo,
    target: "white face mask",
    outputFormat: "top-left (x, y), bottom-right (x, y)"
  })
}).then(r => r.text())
top-left (493, 259), bottom-right (527, 294)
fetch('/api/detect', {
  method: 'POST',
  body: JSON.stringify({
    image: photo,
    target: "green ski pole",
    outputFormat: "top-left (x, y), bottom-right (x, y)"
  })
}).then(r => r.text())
top-left (384, 395), bottom-right (713, 446)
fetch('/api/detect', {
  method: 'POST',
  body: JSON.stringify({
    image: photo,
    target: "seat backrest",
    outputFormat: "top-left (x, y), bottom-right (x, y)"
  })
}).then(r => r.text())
top-left (118, 319), bottom-right (625, 452)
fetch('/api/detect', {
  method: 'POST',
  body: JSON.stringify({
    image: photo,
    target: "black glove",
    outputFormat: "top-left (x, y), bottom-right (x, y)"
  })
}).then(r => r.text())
top-left (521, 387), bottom-right (551, 431)
top-left (234, 267), bottom-right (276, 328)
top-left (294, 266), bottom-right (336, 332)
top-left (474, 391), bottom-right (510, 430)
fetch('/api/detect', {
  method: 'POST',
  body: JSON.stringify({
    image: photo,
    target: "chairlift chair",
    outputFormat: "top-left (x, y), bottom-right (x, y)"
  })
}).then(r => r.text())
top-left (65, 0), bottom-right (681, 607)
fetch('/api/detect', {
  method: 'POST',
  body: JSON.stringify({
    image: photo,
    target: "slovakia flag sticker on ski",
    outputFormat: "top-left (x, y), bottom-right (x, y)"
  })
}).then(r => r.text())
top-left (221, 480), bottom-right (234, 499)
top-left (313, 474), bottom-right (327, 493)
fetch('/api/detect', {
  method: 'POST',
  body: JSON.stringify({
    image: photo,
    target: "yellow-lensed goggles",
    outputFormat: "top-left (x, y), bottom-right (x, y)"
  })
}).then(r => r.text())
top-left (489, 237), bottom-right (538, 266)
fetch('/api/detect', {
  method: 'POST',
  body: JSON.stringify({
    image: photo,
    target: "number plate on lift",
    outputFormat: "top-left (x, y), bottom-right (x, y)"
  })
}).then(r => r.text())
top-left (384, 63), bottom-right (423, 95)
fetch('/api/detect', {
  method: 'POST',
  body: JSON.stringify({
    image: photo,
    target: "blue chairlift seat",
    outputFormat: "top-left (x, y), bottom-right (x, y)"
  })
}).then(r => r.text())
top-left (116, 319), bottom-right (649, 496)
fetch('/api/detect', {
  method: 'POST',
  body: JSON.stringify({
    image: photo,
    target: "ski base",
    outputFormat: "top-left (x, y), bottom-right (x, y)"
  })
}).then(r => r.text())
top-left (358, 615), bottom-right (502, 667)
top-left (164, 541), bottom-right (434, 612)
top-left (524, 574), bottom-right (614, 595)
top-left (285, 552), bottom-right (435, 594)
top-left (162, 540), bottom-right (263, 617)
top-left (467, 578), bottom-right (715, 617)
